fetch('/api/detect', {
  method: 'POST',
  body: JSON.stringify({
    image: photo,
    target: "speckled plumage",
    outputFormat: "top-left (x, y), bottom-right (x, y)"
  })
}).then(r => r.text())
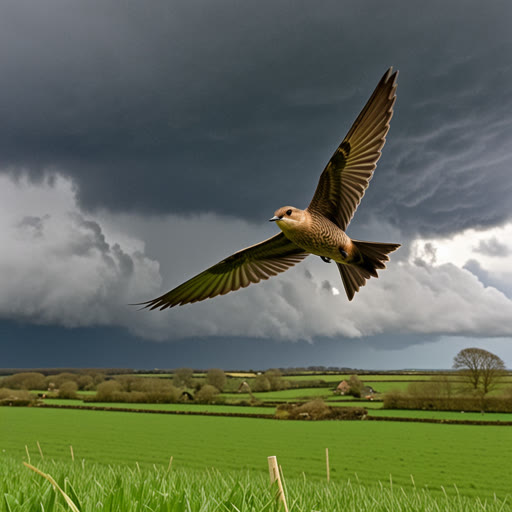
top-left (138, 68), bottom-right (400, 309)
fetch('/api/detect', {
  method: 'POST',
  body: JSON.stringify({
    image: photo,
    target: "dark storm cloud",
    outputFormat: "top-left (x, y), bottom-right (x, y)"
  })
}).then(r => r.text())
top-left (1, 1), bottom-right (511, 238)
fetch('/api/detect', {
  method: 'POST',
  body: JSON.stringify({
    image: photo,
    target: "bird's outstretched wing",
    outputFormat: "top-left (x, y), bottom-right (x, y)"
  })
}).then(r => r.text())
top-left (307, 68), bottom-right (398, 231)
top-left (138, 233), bottom-right (309, 310)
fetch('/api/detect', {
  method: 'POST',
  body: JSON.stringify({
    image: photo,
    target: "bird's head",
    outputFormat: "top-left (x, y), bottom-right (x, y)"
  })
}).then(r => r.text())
top-left (269, 206), bottom-right (306, 232)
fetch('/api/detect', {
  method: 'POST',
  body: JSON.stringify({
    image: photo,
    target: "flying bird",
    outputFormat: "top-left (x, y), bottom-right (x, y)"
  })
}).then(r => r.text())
top-left (140, 68), bottom-right (400, 310)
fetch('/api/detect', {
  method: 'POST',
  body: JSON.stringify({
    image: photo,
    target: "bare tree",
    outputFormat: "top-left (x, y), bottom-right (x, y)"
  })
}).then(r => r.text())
top-left (453, 348), bottom-right (506, 394)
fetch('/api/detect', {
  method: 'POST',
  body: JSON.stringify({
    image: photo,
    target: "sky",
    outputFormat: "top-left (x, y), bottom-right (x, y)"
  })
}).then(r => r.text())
top-left (1, 1), bottom-right (512, 370)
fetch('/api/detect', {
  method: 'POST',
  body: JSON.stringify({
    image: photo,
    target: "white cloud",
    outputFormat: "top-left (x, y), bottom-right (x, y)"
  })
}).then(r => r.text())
top-left (410, 224), bottom-right (512, 299)
top-left (2, 174), bottom-right (512, 342)
top-left (0, 175), bottom-right (161, 327)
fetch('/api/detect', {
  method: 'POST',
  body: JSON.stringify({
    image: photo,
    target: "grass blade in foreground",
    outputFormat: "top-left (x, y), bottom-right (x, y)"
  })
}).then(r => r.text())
top-left (23, 462), bottom-right (81, 512)
top-left (0, 457), bottom-right (508, 511)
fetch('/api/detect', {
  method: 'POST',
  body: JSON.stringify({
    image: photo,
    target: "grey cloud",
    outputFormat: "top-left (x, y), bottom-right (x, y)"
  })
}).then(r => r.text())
top-left (0, 1), bottom-right (511, 240)
top-left (474, 237), bottom-right (510, 257)
top-left (17, 215), bottom-right (47, 238)
top-left (113, 211), bottom-right (512, 342)
top-left (321, 280), bottom-right (334, 293)
top-left (463, 259), bottom-right (512, 300)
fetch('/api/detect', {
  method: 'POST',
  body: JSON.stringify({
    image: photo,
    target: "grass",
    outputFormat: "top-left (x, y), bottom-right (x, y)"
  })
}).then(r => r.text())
top-left (368, 408), bottom-right (512, 422)
top-left (224, 388), bottom-right (334, 402)
top-left (2, 407), bottom-right (512, 499)
top-left (2, 456), bottom-right (511, 512)
top-left (283, 374), bottom-right (449, 383)
top-left (42, 398), bottom-right (275, 415)
top-left (4, 456), bottom-right (511, 512)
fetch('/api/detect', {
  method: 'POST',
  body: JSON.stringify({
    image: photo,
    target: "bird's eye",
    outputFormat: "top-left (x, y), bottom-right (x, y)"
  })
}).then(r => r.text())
top-left (286, 209), bottom-right (292, 216)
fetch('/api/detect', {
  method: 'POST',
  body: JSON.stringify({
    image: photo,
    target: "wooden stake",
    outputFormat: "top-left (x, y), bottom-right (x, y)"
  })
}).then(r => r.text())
top-left (268, 456), bottom-right (289, 512)
top-left (37, 441), bottom-right (44, 460)
top-left (70, 445), bottom-right (74, 462)
top-left (326, 447), bottom-right (330, 483)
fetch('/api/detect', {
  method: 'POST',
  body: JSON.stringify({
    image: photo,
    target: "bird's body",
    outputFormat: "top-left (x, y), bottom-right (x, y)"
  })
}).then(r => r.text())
top-left (273, 207), bottom-right (352, 263)
top-left (138, 68), bottom-right (401, 310)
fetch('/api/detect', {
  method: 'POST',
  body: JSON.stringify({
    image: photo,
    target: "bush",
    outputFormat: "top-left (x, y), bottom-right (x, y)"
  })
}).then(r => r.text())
top-left (383, 391), bottom-right (512, 412)
top-left (347, 375), bottom-right (364, 398)
top-left (252, 375), bottom-right (271, 392)
top-left (2, 372), bottom-right (47, 390)
top-left (206, 369), bottom-right (226, 392)
top-left (58, 381), bottom-right (78, 399)
top-left (195, 384), bottom-right (220, 404)
top-left (173, 368), bottom-right (194, 388)
top-left (91, 378), bottom-right (181, 404)
top-left (0, 388), bottom-right (35, 406)
top-left (95, 381), bottom-right (122, 401)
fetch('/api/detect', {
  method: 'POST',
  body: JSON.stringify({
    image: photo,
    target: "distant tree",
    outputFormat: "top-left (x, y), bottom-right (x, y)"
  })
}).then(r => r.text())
top-left (95, 380), bottom-right (122, 401)
top-left (264, 369), bottom-right (288, 391)
top-left (76, 374), bottom-right (95, 390)
top-left (51, 373), bottom-right (78, 389)
top-left (206, 369), bottom-right (226, 392)
top-left (252, 375), bottom-right (271, 392)
top-left (2, 372), bottom-right (46, 390)
top-left (347, 375), bottom-right (364, 398)
top-left (58, 381), bottom-right (78, 399)
top-left (453, 348), bottom-right (506, 394)
top-left (173, 368), bottom-right (194, 388)
top-left (195, 384), bottom-right (219, 404)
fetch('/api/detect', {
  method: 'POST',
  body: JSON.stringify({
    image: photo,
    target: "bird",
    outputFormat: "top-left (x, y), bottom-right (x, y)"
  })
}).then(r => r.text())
top-left (139, 68), bottom-right (400, 310)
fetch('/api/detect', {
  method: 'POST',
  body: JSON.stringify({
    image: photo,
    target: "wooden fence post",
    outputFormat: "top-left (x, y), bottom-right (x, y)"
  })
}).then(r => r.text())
top-left (268, 456), bottom-right (289, 512)
top-left (326, 447), bottom-right (330, 483)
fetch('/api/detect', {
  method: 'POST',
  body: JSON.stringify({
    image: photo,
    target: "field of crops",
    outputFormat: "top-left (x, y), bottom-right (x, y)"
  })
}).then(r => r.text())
top-left (2, 407), bottom-right (512, 500)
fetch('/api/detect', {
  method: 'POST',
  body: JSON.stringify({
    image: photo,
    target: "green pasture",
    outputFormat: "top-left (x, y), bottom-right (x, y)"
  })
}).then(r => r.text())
top-left (2, 407), bottom-right (512, 499)
top-left (329, 399), bottom-right (383, 409)
top-left (225, 387), bottom-right (333, 402)
top-left (283, 373), bottom-right (444, 383)
top-left (42, 398), bottom-right (274, 415)
top-left (368, 409), bottom-right (512, 422)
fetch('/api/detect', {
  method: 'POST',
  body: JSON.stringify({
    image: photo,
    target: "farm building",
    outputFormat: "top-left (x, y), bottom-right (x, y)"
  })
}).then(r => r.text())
top-left (335, 380), bottom-right (350, 395)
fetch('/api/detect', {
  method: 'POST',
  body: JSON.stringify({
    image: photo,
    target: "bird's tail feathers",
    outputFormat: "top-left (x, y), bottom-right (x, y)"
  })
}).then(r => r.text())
top-left (337, 240), bottom-right (400, 300)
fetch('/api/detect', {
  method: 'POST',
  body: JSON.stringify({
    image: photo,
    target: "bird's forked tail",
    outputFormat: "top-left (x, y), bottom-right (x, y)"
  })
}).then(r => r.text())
top-left (337, 239), bottom-right (400, 301)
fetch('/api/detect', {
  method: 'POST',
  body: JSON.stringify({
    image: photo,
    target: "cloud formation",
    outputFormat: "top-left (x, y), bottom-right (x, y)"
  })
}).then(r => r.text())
top-left (0, 1), bottom-right (511, 240)
top-left (2, 174), bottom-right (512, 344)
top-left (0, 175), bottom-right (161, 327)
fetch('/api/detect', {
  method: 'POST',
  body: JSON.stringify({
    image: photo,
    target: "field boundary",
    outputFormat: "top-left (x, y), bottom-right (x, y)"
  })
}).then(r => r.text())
top-left (366, 415), bottom-right (512, 426)
top-left (32, 403), bottom-right (512, 425)
top-left (36, 403), bottom-right (275, 419)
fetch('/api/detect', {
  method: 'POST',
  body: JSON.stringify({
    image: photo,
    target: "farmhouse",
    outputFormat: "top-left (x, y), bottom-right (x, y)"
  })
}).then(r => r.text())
top-left (335, 380), bottom-right (350, 395)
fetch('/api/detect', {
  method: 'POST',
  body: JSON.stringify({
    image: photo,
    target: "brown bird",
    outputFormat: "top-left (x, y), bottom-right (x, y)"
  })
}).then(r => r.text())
top-left (139, 68), bottom-right (400, 310)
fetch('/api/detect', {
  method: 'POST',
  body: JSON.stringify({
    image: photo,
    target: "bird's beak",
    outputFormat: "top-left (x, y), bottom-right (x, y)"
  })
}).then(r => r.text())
top-left (269, 216), bottom-right (280, 222)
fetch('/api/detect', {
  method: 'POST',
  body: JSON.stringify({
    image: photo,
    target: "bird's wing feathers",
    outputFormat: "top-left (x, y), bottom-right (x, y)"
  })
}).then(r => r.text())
top-left (307, 68), bottom-right (398, 231)
top-left (139, 233), bottom-right (309, 310)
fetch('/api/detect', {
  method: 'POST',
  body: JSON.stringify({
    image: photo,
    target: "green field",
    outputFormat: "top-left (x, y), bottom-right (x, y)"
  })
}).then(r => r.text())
top-left (2, 407), bottom-right (512, 500)
top-left (42, 399), bottom-right (275, 415)
top-left (283, 373), bottom-right (447, 383)
top-left (368, 409), bottom-right (512, 422)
